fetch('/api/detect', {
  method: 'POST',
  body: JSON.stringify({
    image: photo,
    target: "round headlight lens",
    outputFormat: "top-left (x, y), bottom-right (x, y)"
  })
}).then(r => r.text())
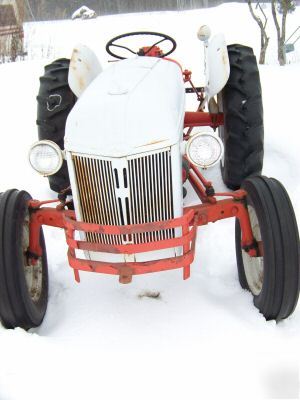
top-left (186, 132), bottom-right (223, 168)
top-left (29, 140), bottom-right (63, 176)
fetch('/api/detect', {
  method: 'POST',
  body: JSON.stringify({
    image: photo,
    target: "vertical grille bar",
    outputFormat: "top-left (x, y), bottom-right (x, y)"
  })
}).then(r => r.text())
top-left (152, 153), bottom-right (159, 241)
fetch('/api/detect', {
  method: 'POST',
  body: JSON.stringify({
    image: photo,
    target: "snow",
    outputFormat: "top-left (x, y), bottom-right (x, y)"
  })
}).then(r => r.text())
top-left (71, 6), bottom-right (97, 20)
top-left (0, 3), bottom-right (300, 399)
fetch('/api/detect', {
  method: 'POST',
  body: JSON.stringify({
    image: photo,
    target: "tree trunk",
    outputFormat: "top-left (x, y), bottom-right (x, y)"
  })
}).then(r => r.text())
top-left (271, 0), bottom-right (287, 66)
top-left (260, 36), bottom-right (269, 64)
top-left (280, 8), bottom-right (287, 65)
top-left (278, 38), bottom-right (286, 65)
top-left (247, 1), bottom-right (269, 64)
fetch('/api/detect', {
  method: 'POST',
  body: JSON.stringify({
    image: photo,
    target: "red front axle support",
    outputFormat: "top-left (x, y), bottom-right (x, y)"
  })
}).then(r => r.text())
top-left (28, 191), bottom-right (255, 284)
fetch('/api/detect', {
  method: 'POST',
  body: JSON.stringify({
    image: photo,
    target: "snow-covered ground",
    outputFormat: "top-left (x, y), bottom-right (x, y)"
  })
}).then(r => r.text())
top-left (0, 3), bottom-right (300, 399)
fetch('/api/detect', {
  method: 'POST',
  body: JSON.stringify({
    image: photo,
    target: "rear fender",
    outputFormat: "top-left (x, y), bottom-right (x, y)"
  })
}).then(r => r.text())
top-left (68, 44), bottom-right (103, 97)
top-left (205, 33), bottom-right (230, 99)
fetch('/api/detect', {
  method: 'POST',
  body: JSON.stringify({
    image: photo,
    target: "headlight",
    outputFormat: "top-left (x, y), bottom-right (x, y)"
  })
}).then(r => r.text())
top-left (186, 132), bottom-right (223, 168)
top-left (29, 140), bottom-right (63, 176)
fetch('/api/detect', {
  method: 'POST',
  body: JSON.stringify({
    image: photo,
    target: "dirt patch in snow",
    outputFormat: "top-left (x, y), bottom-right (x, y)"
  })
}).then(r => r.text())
top-left (138, 290), bottom-right (161, 300)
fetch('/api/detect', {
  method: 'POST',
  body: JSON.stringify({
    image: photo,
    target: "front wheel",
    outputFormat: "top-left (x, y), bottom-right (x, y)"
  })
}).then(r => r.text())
top-left (0, 190), bottom-right (48, 329)
top-left (235, 176), bottom-right (300, 321)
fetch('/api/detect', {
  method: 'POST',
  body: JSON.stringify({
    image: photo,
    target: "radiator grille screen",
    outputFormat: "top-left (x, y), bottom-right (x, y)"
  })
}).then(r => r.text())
top-left (128, 150), bottom-right (174, 243)
top-left (72, 149), bottom-right (174, 245)
top-left (73, 155), bottom-right (121, 245)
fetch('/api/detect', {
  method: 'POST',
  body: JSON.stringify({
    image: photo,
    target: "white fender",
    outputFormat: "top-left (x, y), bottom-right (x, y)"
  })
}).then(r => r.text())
top-left (205, 33), bottom-right (230, 99)
top-left (68, 44), bottom-right (103, 97)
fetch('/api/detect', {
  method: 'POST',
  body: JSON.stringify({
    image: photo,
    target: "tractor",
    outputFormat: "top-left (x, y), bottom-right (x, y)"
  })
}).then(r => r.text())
top-left (0, 29), bottom-right (299, 330)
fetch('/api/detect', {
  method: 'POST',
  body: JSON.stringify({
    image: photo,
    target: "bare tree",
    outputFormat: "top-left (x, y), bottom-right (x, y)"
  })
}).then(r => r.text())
top-left (247, 1), bottom-right (269, 64)
top-left (271, 0), bottom-right (295, 65)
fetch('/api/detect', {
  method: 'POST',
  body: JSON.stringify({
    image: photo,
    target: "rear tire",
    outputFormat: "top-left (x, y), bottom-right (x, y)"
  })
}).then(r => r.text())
top-left (219, 44), bottom-right (264, 190)
top-left (37, 58), bottom-right (76, 193)
top-left (235, 176), bottom-right (300, 321)
top-left (0, 189), bottom-right (48, 329)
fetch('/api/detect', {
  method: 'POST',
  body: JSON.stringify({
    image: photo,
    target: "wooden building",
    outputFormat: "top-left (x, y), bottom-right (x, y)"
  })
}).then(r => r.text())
top-left (0, 0), bottom-right (24, 61)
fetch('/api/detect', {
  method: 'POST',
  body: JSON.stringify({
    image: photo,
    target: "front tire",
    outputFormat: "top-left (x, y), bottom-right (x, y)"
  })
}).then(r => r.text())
top-left (219, 44), bottom-right (264, 190)
top-left (235, 176), bottom-right (300, 321)
top-left (0, 190), bottom-right (48, 329)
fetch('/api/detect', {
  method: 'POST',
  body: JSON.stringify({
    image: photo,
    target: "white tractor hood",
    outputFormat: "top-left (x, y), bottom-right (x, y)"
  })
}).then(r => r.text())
top-left (65, 56), bottom-right (185, 157)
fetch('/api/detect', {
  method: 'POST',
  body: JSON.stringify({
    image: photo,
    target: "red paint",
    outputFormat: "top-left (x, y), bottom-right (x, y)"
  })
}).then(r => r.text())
top-left (140, 46), bottom-right (163, 57)
top-left (183, 69), bottom-right (192, 82)
top-left (184, 112), bottom-right (224, 128)
top-left (28, 180), bottom-right (255, 284)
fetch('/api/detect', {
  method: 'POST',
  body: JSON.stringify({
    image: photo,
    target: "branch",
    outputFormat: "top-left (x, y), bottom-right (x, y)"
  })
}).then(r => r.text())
top-left (247, 1), bottom-right (269, 41)
top-left (257, 2), bottom-right (268, 29)
top-left (281, 6), bottom-right (287, 42)
top-left (271, 0), bottom-right (281, 40)
top-left (248, 1), bottom-right (263, 29)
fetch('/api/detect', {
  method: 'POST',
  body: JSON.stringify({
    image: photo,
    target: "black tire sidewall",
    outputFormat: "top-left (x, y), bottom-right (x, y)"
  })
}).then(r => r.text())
top-left (37, 58), bottom-right (76, 193)
top-left (241, 179), bottom-right (278, 317)
top-left (219, 45), bottom-right (264, 190)
top-left (0, 189), bottom-right (48, 329)
top-left (235, 176), bottom-right (300, 321)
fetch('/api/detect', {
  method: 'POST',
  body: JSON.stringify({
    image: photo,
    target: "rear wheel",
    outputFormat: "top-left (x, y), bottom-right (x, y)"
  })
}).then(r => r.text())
top-left (219, 44), bottom-right (264, 190)
top-left (0, 189), bottom-right (48, 329)
top-left (37, 58), bottom-right (76, 193)
top-left (235, 176), bottom-right (300, 321)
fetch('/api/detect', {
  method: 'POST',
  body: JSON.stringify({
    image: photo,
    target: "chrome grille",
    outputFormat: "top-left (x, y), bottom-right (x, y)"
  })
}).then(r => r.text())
top-left (72, 149), bottom-right (174, 245)
top-left (128, 150), bottom-right (174, 243)
top-left (73, 155), bottom-right (121, 245)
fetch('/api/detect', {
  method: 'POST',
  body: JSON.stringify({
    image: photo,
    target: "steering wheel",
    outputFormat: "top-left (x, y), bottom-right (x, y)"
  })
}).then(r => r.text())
top-left (106, 31), bottom-right (177, 60)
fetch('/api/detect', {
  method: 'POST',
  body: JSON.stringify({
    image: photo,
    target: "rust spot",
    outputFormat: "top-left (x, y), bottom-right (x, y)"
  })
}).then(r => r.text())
top-left (222, 50), bottom-right (227, 66)
top-left (78, 76), bottom-right (85, 91)
top-left (119, 266), bottom-right (133, 284)
top-left (199, 213), bottom-right (208, 224)
top-left (88, 263), bottom-right (95, 272)
top-left (119, 274), bottom-right (132, 284)
top-left (231, 206), bottom-right (238, 216)
top-left (257, 241), bottom-right (264, 257)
